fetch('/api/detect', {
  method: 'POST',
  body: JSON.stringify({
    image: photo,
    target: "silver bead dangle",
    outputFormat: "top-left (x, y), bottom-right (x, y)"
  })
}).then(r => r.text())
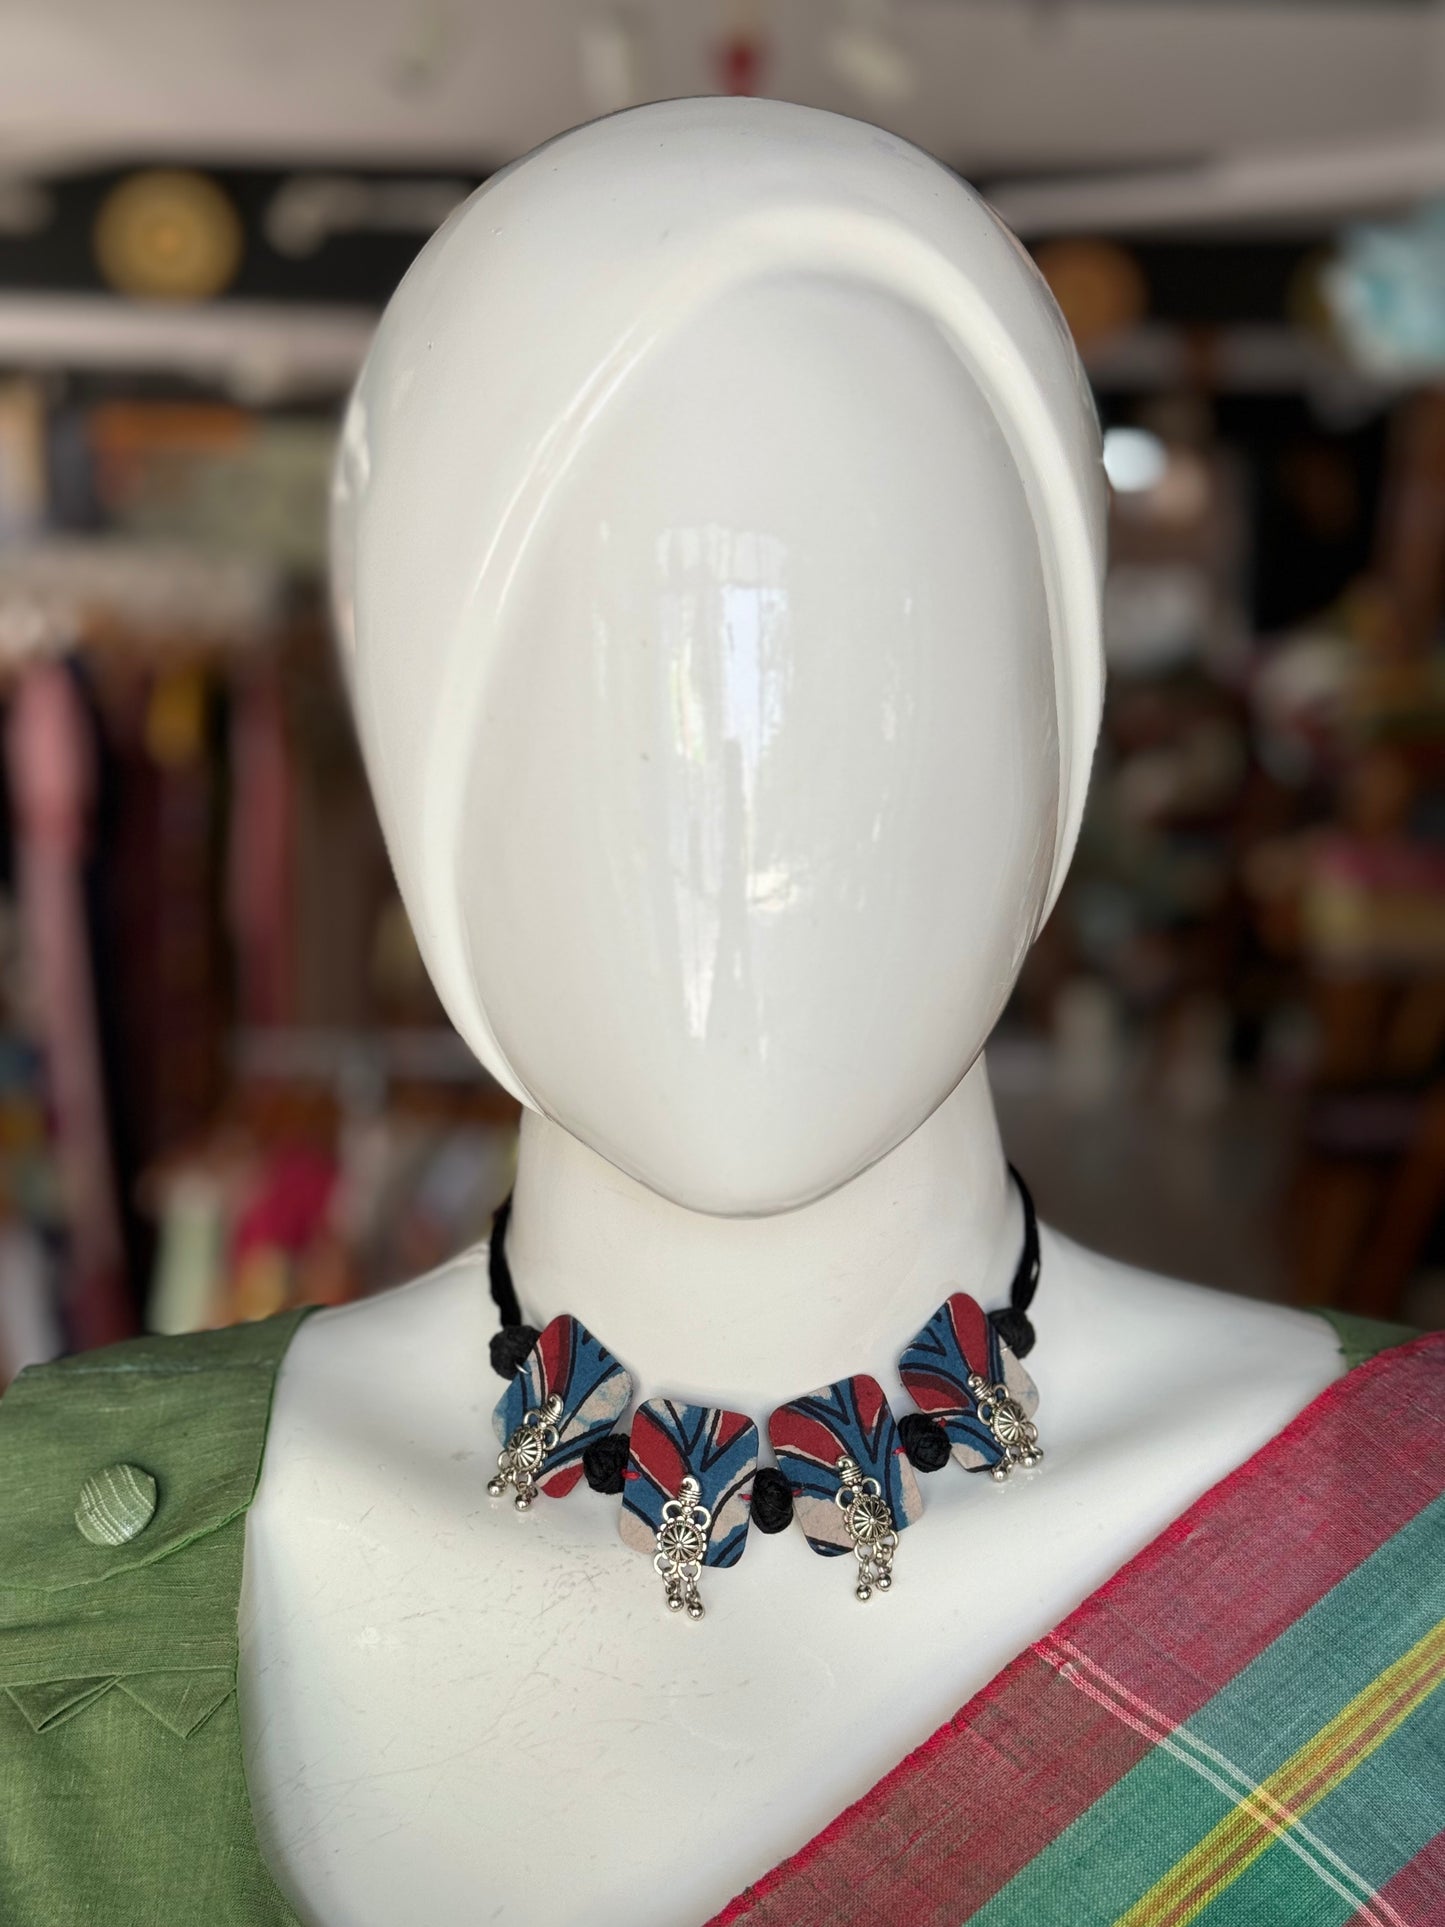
top-left (967, 1372), bottom-right (1043, 1480)
top-left (488, 1393), bottom-right (563, 1510)
top-left (653, 1475), bottom-right (712, 1619)
top-left (834, 1454), bottom-right (897, 1602)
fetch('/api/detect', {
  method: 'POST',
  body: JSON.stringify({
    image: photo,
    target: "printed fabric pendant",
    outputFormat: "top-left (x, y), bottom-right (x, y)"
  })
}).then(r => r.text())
top-left (898, 1291), bottom-right (1042, 1480)
top-left (619, 1398), bottom-right (759, 1619)
top-left (768, 1375), bottom-right (922, 1602)
top-left (489, 1313), bottom-right (632, 1508)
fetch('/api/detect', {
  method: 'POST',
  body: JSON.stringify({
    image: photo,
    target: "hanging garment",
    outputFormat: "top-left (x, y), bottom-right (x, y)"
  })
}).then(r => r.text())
top-left (144, 664), bottom-right (227, 1148)
top-left (0, 1311), bottom-right (1438, 1927)
top-left (0, 1221), bottom-right (60, 1380)
top-left (145, 1170), bottom-right (227, 1337)
top-left (226, 669), bottom-right (296, 1029)
top-left (5, 662), bottom-right (130, 1349)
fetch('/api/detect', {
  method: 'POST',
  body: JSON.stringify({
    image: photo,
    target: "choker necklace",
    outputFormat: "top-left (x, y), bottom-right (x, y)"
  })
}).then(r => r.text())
top-left (485, 1168), bottom-right (1044, 1619)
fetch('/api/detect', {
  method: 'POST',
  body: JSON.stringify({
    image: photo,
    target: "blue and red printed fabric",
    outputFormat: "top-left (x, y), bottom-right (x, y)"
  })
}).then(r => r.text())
top-left (492, 1312), bottom-right (633, 1498)
top-left (897, 1291), bottom-right (1037, 1473)
top-left (618, 1399), bottom-right (759, 1567)
top-left (767, 1374), bottom-right (922, 1557)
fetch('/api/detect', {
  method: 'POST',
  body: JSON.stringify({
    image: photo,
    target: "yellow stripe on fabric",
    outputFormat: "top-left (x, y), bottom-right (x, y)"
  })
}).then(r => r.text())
top-left (1113, 1616), bottom-right (1445, 1927)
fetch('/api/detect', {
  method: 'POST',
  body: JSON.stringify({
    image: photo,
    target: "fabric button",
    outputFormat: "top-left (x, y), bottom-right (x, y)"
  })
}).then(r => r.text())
top-left (74, 1463), bottom-right (158, 1547)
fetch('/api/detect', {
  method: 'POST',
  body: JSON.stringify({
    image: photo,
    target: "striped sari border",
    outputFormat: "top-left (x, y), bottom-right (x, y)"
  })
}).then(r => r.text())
top-left (710, 1332), bottom-right (1445, 1927)
top-left (1113, 1617), bottom-right (1445, 1927)
top-left (1033, 1635), bottom-right (1410, 1927)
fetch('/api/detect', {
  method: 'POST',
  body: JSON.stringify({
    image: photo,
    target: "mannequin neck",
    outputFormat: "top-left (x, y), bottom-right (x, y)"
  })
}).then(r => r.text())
top-left (504, 1059), bottom-right (1020, 1411)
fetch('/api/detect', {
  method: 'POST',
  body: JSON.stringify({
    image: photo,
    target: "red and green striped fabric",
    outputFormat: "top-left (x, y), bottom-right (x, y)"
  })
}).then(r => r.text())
top-left (714, 1329), bottom-right (1445, 1927)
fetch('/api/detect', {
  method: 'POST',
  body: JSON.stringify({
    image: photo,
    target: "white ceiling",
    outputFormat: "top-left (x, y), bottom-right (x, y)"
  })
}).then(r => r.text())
top-left (0, 0), bottom-right (1440, 180)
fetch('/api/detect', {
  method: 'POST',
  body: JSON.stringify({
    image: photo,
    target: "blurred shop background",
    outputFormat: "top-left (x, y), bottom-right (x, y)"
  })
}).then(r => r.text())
top-left (1, 0), bottom-right (1445, 1375)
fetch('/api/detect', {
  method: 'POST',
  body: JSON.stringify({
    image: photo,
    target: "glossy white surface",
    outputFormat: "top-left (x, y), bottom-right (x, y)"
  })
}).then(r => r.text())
top-left (331, 94), bottom-right (1106, 1211)
top-left (241, 97), bottom-right (1342, 1927)
top-left (242, 1112), bottom-right (1343, 1927)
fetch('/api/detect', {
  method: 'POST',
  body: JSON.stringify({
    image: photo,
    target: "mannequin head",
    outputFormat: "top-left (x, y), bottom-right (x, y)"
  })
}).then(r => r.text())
top-left (332, 98), bottom-right (1106, 1217)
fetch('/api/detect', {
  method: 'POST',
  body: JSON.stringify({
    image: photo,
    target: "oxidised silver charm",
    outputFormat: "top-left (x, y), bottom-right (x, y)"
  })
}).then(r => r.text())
top-left (834, 1454), bottom-right (897, 1602)
top-left (967, 1372), bottom-right (1043, 1480)
top-left (488, 1393), bottom-right (563, 1510)
top-left (654, 1475), bottom-right (711, 1619)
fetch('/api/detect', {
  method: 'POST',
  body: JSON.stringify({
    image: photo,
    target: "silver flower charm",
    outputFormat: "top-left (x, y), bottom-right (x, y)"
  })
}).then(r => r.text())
top-left (654, 1475), bottom-right (712, 1619)
top-left (834, 1455), bottom-right (897, 1602)
top-left (968, 1372), bottom-right (1043, 1480)
top-left (488, 1393), bottom-right (563, 1510)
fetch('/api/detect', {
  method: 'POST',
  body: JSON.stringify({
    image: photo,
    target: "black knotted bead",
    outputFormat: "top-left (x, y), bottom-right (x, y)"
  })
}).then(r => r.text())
top-left (989, 1305), bottom-right (1036, 1360)
top-left (899, 1411), bottom-right (952, 1473)
top-left (584, 1431), bottom-right (631, 1494)
top-left (489, 1323), bottom-right (541, 1382)
top-left (750, 1466), bottom-right (795, 1533)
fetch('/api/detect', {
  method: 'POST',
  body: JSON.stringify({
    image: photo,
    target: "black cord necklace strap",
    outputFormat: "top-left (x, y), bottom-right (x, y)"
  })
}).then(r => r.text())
top-left (488, 1195), bottom-right (520, 1323)
top-left (488, 1168), bottom-right (1041, 1373)
top-left (988, 1164), bottom-right (1040, 1361)
top-left (486, 1195), bottom-right (539, 1380)
top-left (485, 1165), bottom-right (1043, 1495)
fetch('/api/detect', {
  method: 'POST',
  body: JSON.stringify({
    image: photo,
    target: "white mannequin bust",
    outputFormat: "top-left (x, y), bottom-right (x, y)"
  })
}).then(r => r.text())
top-left (242, 98), bottom-right (1342, 1927)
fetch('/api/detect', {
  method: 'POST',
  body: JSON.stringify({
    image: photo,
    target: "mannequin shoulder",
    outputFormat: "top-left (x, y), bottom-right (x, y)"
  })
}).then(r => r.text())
top-left (274, 1246), bottom-right (497, 1389)
top-left (1036, 1224), bottom-right (1350, 1402)
top-left (256, 1249), bottom-right (503, 1500)
top-left (271, 1231), bottom-right (1359, 1416)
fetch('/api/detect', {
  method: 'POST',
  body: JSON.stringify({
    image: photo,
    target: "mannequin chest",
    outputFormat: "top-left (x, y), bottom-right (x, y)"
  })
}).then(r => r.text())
top-left (239, 1247), bottom-right (1342, 1927)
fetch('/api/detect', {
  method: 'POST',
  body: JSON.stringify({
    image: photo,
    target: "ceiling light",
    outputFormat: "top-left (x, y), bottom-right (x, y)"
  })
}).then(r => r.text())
top-left (1102, 426), bottom-right (1168, 494)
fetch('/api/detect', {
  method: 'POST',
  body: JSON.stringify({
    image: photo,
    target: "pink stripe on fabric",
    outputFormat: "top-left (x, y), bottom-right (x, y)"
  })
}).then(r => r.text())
top-left (1346, 1828), bottom-right (1445, 1925)
top-left (710, 1333), bottom-right (1445, 1927)
top-left (1045, 1333), bottom-right (1445, 1729)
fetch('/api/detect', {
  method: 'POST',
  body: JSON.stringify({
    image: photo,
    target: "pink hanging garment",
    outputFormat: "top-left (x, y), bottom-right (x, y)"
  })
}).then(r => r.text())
top-left (7, 662), bottom-right (131, 1348)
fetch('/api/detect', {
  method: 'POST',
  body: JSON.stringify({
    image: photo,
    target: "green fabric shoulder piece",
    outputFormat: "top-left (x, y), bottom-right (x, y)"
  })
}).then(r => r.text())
top-left (27, 1308), bottom-right (308, 1386)
top-left (0, 1309), bottom-right (309, 1675)
top-left (1310, 1306), bottom-right (1420, 1372)
top-left (0, 1312), bottom-right (308, 1926)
